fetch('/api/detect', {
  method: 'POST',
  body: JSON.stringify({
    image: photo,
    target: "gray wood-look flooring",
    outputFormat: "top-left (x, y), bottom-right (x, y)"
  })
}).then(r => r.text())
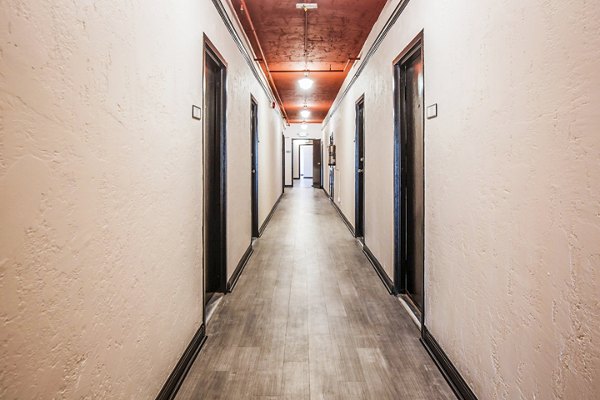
top-left (176, 186), bottom-right (454, 400)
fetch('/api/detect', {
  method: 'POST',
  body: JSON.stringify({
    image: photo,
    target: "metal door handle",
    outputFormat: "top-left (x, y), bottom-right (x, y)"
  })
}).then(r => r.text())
top-left (358, 169), bottom-right (364, 173)
top-left (252, 169), bottom-right (256, 173)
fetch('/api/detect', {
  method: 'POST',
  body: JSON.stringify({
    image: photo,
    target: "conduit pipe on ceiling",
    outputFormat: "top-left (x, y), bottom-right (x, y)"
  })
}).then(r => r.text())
top-left (269, 58), bottom-right (361, 74)
top-left (239, 0), bottom-right (289, 122)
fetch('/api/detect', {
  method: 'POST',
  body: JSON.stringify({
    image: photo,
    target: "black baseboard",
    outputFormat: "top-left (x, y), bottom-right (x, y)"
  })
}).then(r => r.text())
top-left (156, 324), bottom-right (207, 400)
top-left (421, 326), bottom-right (478, 400)
top-left (284, 184), bottom-right (293, 188)
top-left (258, 193), bottom-right (283, 236)
top-left (227, 243), bottom-right (253, 292)
top-left (362, 244), bottom-right (395, 295)
top-left (327, 196), bottom-right (355, 236)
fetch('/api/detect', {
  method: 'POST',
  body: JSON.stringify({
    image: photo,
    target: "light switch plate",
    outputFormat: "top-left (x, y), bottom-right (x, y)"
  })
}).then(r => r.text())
top-left (426, 103), bottom-right (438, 119)
top-left (192, 105), bottom-right (202, 120)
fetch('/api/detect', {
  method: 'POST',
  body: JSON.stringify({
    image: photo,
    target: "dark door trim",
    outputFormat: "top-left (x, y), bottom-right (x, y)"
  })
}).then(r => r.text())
top-left (354, 95), bottom-right (365, 238)
top-left (281, 133), bottom-right (285, 192)
top-left (250, 96), bottom-right (259, 238)
top-left (203, 35), bottom-right (227, 317)
top-left (298, 143), bottom-right (314, 179)
top-left (393, 31), bottom-right (425, 327)
top-left (312, 139), bottom-right (322, 188)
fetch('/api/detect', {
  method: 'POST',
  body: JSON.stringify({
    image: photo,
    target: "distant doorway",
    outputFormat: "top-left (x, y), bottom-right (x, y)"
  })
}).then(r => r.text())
top-left (394, 33), bottom-right (425, 317)
top-left (250, 97), bottom-right (259, 238)
top-left (299, 144), bottom-right (313, 181)
top-left (203, 39), bottom-right (227, 309)
top-left (355, 96), bottom-right (365, 238)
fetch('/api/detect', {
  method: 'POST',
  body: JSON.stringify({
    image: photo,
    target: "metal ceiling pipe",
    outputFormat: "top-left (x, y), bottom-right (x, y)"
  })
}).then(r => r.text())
top-left (271, 69), bottom-right (345, 74)
top-left (239, 0), bottom-right (289, 122)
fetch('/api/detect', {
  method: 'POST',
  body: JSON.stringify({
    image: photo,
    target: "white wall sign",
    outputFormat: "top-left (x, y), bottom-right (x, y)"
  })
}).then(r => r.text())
top-left (426, 103), bottom-right (438, 119)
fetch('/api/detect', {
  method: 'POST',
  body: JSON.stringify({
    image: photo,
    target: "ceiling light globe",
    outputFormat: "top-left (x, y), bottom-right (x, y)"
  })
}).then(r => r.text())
top-left (300, 109), bottom-right (310, 118)
top-left (301, 122), bottom-right (308, 130)
top-left (298, 77), bottom-right (314, 90)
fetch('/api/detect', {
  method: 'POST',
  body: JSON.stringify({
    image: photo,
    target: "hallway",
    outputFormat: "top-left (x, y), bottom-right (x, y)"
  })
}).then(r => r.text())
top-left (2, 0), bottom-right (600, 398)
top-left (176, 186), bottom-right (453, 399)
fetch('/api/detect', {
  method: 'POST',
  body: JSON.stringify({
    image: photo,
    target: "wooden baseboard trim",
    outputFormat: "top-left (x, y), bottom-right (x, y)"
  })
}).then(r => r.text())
top-left (362, 244), bottom-right (395, 295)
top-left (258, 193), bottom-right (283, 236)
top-left (421, 326), bottom-right (478, 400)
top-left (155, 324), bottom-right (207, 400)
top-left (227, 243), bottom-right (254, 292)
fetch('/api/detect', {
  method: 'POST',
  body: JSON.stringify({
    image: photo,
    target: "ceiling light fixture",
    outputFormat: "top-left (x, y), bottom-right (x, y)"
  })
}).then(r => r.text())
top-left (298, 73), bottom-right (313, 90)
top-left (297, 3), bottom-right (314, 91)
top-left (296, 3), bottom-right (318, 10)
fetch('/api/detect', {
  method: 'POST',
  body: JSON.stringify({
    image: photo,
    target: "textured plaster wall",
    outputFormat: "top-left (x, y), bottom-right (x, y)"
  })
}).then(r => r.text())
top-left (324, 0), bottom-right (600, 398)
top-left (256, 101), bottom-right (284, 230)
top-left (0, 0), bottom-right (283, 398)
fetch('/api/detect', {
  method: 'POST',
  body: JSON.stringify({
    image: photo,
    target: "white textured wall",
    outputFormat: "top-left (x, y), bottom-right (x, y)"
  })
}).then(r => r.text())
top-left (256, 102), bottom-right (284, 230)
top-left (324, 0), bottom-right (600, 398)
top-left (0, 0), bottom-right (283, 398)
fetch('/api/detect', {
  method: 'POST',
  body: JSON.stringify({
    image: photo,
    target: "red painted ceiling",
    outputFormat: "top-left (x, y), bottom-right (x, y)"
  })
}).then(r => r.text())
top-left (231, 0), bottom-right (387, 123)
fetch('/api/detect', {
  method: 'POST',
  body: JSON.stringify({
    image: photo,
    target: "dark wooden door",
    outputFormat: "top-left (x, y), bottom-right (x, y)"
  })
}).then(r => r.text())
top-left (204, 46), bottom-right (227, 306)
top-left (251, 98), bottom-right (259, 237)
top-left (355, 97), bottom-right (365, 238)
top-left (396, 42), bottom-right (424, 313)
top-left (312, 139), bottom-right (322, 188)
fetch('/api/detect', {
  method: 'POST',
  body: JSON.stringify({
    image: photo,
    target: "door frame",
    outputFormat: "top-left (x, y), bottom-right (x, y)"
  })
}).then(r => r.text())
top-left (203, 35), bottom-right (228, 319)
top-left (393, 31), bottom-right (425, 328)
top-left (281, 133), bottom-right (285, 192)
top-left (250, 95), bottom-right (259, 238)
top-left (354, 95), bottom-right (365, 239)
top-left (312, 139), bottom-right (322, 188)
top-left (291, 138), bottom-right (311, 180)
top-left (298, 143), bottom-right (314, 179)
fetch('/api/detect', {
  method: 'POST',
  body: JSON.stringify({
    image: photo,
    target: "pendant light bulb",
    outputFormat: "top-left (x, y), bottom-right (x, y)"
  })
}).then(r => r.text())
top-left (301, 122), bottom-right (308, 130)
top-left (298, 72), bottom-right (313, 90)
top-left (300, 109), bottom-right (310, 118)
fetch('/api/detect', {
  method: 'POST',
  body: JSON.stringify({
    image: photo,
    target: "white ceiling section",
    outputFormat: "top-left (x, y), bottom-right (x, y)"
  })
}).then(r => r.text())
top-left (284, 123), bottom-right (322, 138)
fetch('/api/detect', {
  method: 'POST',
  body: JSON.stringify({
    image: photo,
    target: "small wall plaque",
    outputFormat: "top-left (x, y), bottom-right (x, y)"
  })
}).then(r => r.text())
top-left (192, 105), bottom-right (202, 120)
top-left (426, 104), bottom-right (438, 119)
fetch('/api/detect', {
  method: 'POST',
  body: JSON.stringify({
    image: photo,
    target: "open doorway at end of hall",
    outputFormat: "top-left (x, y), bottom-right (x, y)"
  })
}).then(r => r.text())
top-left (291, 138), bottom-right (322, 189)
top-left (299, 143), bottom-right (313, 187)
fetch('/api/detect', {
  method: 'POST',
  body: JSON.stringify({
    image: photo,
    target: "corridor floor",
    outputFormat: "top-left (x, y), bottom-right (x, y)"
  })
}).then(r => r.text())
top-left (176, 186), bottom-right (454, 399)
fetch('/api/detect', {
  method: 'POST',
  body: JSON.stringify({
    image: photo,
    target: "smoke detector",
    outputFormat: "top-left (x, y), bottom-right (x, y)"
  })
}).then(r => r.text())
top-left (296, 3), bottom-right (318, 9)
